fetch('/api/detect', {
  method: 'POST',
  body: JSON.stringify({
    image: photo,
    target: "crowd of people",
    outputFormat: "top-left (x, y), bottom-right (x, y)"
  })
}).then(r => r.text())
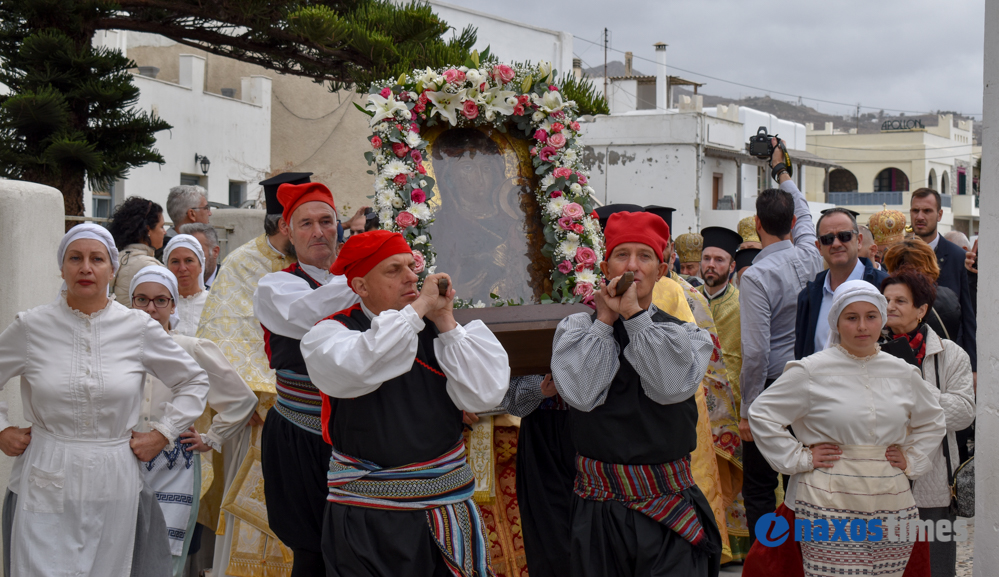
top-left (0, 136), bottom-right (979, 577)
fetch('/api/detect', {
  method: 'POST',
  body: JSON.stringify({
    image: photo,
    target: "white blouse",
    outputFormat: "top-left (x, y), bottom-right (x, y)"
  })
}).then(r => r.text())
top-left (748, 346), bottom-right (946, 507)
top-left (301, 303), bottom-right (510, 413)
top-left (136, 334), bottom-right (258, 451)
top-left (174, 290), bottom-right (208, 337)
top-left (0, 296), bottom-right (209, 485)
top-left (253, 263), bottom-right (358, 340)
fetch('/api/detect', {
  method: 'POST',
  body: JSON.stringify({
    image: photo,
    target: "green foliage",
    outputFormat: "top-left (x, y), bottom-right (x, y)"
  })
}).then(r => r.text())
top-left (556, 72), bottom-right (609, 116)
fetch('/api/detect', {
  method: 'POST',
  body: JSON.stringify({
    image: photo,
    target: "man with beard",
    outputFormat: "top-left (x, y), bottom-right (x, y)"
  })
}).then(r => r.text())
top-left (698, 227), bottom-right (745, 409)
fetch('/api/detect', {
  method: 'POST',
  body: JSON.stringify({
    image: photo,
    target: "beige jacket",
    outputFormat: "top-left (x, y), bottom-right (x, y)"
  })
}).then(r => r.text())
top-left (111, 243), bottom-right (161, 306)
top-left (912, 325), bottom-right (976, 508)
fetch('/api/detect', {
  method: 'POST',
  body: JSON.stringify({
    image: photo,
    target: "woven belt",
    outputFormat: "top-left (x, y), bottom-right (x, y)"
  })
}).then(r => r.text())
top-left (274, 369), bottom-right (323, 435)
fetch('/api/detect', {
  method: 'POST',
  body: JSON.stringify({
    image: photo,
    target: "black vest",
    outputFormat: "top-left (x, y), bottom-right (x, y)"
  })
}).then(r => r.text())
top-left (263, 263), bottom-right (320, 374)
top-left (570, 309), bottom-right (699, 465)
top-left (324, 306), bottom-right (463, 468)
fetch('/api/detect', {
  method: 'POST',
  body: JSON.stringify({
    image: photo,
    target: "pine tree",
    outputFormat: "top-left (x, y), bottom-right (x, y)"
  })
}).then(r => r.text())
top-left (0, 0), bottom-right (479, 216)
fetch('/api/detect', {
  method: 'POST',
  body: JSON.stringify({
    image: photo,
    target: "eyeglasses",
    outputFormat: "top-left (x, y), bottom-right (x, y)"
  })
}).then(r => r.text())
top-left (132, 296), bottom-right (174, 308)
top-left (195, 205), bottom-right (211, 212)
top-left (818, 230), bottom-right (856, 246)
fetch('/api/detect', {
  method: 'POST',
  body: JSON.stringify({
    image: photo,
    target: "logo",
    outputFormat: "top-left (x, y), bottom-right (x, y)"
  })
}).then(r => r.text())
top-left (755, 513), bottom-right (790, 547)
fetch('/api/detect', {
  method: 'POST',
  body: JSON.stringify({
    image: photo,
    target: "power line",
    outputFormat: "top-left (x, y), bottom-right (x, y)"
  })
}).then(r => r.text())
top-left (573, 35), bottom-right (983, 118)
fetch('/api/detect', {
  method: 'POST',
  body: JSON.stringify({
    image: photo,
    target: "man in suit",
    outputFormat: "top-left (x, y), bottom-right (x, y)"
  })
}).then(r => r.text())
top-left (794, 208), bottom-right (889, 360)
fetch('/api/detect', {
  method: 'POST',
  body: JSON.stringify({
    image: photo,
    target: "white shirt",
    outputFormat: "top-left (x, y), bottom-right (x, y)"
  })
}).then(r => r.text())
top-left (204, 265), bottom-right (219, 290)
top-left (137, 333), bottom-right (258, 451)
top-left (253, 264), bottom-right (359, 340)
top-left (927, 233), bottom-right (940, 250)
top-left (301, 303), bottom-right (510, 413)
top-left (813, 259), bottom-right (865, 353)
top-left (174, 290), bottom-right (208, 337)
top-left (748, 346), bottom-right (946, 507)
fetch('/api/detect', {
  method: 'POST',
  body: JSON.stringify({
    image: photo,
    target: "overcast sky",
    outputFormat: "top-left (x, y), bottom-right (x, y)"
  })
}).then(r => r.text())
top-left (443, 0), bottom-right (986, 119)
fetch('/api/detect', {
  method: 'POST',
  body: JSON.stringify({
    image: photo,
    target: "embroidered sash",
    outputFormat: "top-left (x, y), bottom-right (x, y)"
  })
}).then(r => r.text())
top-left (274, 369), bottom-right (323, 435)
top-left (574, 454), bottom-right (707, 547)
top-left (327, 442), bottom-right (491, 577)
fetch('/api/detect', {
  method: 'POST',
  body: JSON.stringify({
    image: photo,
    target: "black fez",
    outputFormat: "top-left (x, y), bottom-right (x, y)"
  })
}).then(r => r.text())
top-left (644, 205), bottom-right (676, 234)
top-left (594, 204), bottom-right (644, 230)
top-left (735, 247), bottom-right (761, 270)
top-left (701, 226), bottom-right (743, 259)
top-left (260, 172), bottom-right (312, 215)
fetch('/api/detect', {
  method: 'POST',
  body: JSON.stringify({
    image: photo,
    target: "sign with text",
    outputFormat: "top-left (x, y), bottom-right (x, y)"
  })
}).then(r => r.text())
top-left (881, 118), bottom-right (925, 131)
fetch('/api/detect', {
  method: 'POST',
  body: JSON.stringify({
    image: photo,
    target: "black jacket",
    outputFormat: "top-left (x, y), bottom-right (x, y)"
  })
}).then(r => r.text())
top-left (934, 235), bottom-right (977, 370)
top-left (926, 285), bottom-right (961, 346)
top-left (794, 258), bottom-right (889, 360)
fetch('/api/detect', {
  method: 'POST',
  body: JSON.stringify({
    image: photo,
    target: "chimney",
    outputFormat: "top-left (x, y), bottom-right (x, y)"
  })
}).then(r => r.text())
top-left (624, 52), bottom-right (633, 77)
top-left (654, 42), bottom-right (667, 111)
top-left (572, 58), bottom-right (582, 80)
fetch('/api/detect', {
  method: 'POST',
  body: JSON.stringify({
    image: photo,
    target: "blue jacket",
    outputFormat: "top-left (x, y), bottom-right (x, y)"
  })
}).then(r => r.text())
top-left (934, 235), bottom-right (977, 371)
top-left (794, 258), bottom-right (889, 360)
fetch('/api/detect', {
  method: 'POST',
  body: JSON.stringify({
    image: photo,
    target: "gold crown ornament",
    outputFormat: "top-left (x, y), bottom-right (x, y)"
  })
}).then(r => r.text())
top-left (868, 204), bottom-right (907, 248)
top-left (738, 216), bottom-right (760, 243)
top-left (674, 228), bottom-right (704, 263)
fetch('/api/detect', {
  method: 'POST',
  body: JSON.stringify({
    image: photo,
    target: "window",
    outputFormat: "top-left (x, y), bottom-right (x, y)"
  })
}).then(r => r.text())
top-left (180, 174), bottom-right (201, 186)
top-left (712, 173), bottom-right (724, 210)
top-left (91, 181), bottom-right (117, 218)
top-left (757, 166), bottom-right (767, 193)
top-left (828, 169), bottom-right (859, 193)
top-left (873, 168), bottom-right (909, 192)
top-left (229, 181), bottom-right (247, 207)
top-left (957, 170), bottom-right (967, 195)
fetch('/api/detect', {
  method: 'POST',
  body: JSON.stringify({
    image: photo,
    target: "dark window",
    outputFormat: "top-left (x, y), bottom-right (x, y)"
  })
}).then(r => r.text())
top-left (873, 168), bottom-right (909, 192)
top-left (229, 181), bottom-right (246, 207)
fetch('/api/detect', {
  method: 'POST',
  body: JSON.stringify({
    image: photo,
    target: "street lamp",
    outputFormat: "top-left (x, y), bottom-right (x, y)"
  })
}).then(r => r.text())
top-left (194, 154), bottom-right (211, 175)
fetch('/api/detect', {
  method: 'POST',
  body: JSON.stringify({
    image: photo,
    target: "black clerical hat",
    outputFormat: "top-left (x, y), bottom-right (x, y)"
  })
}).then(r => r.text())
top-left (261, 172), bottom-right (313, 215)
top-left (735, 247), bottom-right (761, 270)
top-left (821, 207), bottom-right (860, 217)
top-left (595, 204), bottom-right (644, 230)
top-left (701, 226), bottom-right (743, 259)
top-left (644, 205), bottom-right (675, 234)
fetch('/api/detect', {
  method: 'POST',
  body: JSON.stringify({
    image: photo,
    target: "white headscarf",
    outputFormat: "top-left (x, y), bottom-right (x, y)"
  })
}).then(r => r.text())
top-left (129, 265), bottom-right (181, 330)
top-left (827, 279), bottom-right (888, 346)
top-left (162, 234), bottom-right (205, 272)
top-left (57, 223), bottom-right (120, 274)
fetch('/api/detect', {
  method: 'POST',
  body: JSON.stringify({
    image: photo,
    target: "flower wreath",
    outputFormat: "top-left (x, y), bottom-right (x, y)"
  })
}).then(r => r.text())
top-left (360, 57), bottom-right (604, 306)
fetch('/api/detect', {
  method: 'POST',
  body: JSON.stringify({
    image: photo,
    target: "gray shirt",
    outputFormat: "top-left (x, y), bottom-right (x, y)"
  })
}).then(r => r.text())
top-left (738, 180), bottom-right (824, 418)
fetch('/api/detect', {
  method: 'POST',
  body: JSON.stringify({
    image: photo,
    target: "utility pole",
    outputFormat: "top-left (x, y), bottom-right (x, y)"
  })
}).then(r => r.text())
top-left (856, 102), bottom-right (861, 131)
top-left (603, 28), bottom-right (608, 104)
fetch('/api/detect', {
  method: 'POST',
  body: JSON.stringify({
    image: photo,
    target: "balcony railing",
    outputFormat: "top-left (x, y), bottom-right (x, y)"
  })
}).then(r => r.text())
top-left (826, 192), bottom-right (952, 208)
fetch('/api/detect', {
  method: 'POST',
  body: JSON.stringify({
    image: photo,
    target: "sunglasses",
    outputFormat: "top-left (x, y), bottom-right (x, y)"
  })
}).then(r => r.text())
top-left (818, 231), bottom-right (856, 246)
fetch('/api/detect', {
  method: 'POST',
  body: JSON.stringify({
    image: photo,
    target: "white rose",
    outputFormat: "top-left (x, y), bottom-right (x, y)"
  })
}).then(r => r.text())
top-left (485, 110), bottom-right (496, 121)
top-left (391, 196), bottom-right (404, 208)
top-left (505, 96), bottom-right (518, 106)
top-left (420, 179), bottom-right (428, 187)
top-left (466, 69), bottom-right (485, 86)
top-left (414, 235), bottom-right (428, 245)
top-left (569, 183), bottom-right (582, 194)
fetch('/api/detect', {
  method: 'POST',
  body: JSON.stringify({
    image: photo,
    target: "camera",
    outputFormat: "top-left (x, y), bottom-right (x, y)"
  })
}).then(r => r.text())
top-left (748, 126), bottom-right (777, 159)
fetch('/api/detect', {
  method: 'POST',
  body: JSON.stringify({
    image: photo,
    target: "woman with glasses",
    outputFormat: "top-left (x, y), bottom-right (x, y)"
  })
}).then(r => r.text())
top-left (163, 234), bottom-right (208, 336)
top-left (108, 196), bottom-right (167, 306)
top-left (746, 280), bottom-right (945, 577)
top-left (0, 224), bottom-right (209, 576)
top-left (130, 267), bottom-right (258, 577)
top-left (880, 269), bottom-right (974, 577)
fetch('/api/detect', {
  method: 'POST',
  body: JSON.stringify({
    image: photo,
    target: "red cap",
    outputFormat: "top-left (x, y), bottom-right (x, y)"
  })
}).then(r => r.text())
top-left (604, 211), bottom-right (671, 262)
top-left (331, 230), bottom-right (413, 292)
top-left (277, 182), bottom-right (337, 224)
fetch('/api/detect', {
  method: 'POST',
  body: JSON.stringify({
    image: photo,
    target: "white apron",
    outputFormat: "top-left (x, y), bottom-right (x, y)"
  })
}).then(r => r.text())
top-left (10, 427), bottom-right (142, 577)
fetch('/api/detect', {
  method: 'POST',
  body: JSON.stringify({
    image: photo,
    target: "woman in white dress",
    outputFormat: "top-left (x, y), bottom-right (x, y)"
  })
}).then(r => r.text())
top-left (129, 266), bottom-right (259, 577)
top-left (747, 280), bottom-right (945, 577)
top-left (163, 234), bottom-right (208, 336)
top-left (0, 223), bottom-right (209, 577)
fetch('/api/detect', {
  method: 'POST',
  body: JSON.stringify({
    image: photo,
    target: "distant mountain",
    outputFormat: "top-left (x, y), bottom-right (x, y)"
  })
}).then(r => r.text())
top-left (582, 60), bottom-right (647, 78)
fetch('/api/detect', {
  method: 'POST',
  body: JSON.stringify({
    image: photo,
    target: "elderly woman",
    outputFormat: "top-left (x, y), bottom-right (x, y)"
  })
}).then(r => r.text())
top-left (747, 280), bottom-right (945, 577)
top-left (881, 240), bottom-right (961, 347)
top-left (129, 266), bottom-right (258, 577)
top-left (163, 234), bottom-right (208, 336)
top-left (109, 196), bottom-right (167, 306)
top-left (0, 224), bottom-right (208, 577)
top-left (881, 269), bottom-right (974, 577)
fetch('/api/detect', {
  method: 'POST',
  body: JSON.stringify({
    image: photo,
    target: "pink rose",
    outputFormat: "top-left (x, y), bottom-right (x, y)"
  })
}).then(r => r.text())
top-left (557, 260), bottom-right (574, 274)
top-left (513, 104), bottom-right (525, 116)
top-left (443, 68), bottom-right (466, 84)
top-left (557, 216), bottom-right (573, 231)
top-left (539, 146), bottom-right (557, 162)
top-left (413, 102), bottom-right (426, 113)
top-left (395, 211), bottom-right (418, 228)
top-left (534, 129), bottom-right (548, 143)
top-left (575, 247), bottom-right (597, 267)
top-left (410, 122), bottom-right (420, 133)
top-left (551, 110), bottom-right (565, 119)
top-left (493, 64), bottom-right (516, 84)
top-left (461, 100), bottom-right (479, 119)
top-left (577, 173), bottom-right (588, 185)
top-left (530, 146), bottom-right (538, 157)
top-left (370, 135), bottom-right (383, 148)
top-left (392, 142), bottom-right (409, 158)
top-left (410, 150), bottom-right (423, 163)
top-left (573, 282), bottom-right (595, 298)
top-left (379, 87), bottom-right (392, 99)
top-left (393, 174), bottom-right (408, 186)
top-left (412, 250), bottom-right (426, 273)
top-left (553, 167), bottom-right (573, 179)
top-left (570, 121), bottom-right (581, 131)
top-left (548, 133), bottom-right (567, 149)
top-left (548, 85), bottom-right (559, 92)
top-left (551, 122), bottom-right (565, 133)
top-left (517, 94), bottom-right (530, 105)
top-left (572, 223), bottom-right (585, 234)
top-left (549, 190), bottom-right (563, 198)
top-left (399, 90), bottom-right (410, 101)
top-left (562, 202), bottom-right (584, 220)
top-left (411, 189), bottom-right (426, 203)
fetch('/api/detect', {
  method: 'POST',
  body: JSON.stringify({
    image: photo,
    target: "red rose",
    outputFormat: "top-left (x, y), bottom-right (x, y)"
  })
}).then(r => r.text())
top-left (570, 121), bottom-right (581, 131)
top-left (575, 263), bottom-right (585, 273)
top-left (572, 223), bottom-right (585, 234)
top-left (548, 85), bottom-right (559, 91)
top-left (551, 122), bottom-right (565, 133)
top-left (370, 136), bottom-right (383, 148)
top-left (517, 94), bottom-right (530, 105)
top-left (411, 189), bottom-right (426, 203)
top-left (379, 87), bottom-right (392, 99)
top-left (410, 122), bottom-right (420, 133)
top-left (461, 100), bottom-right (479, 120)
top-left (419, 91), bottom-right (429, 105)
top-left (417, 163), bottom-right (427, 175)
top-left (392, 142), bottom-right (409, 158)
top-left (549, 190), bottom-right (563, 198)
top-left (395, 211), bottom-right (418, 228)
top-left (413, 102), bottom-right (426, 113)
top-left (513, 104), bottom-right (525, 116)
top-left (393, 174), bottom-right (408, 186)
top-left (534, 129), bottom-right (548, 142)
